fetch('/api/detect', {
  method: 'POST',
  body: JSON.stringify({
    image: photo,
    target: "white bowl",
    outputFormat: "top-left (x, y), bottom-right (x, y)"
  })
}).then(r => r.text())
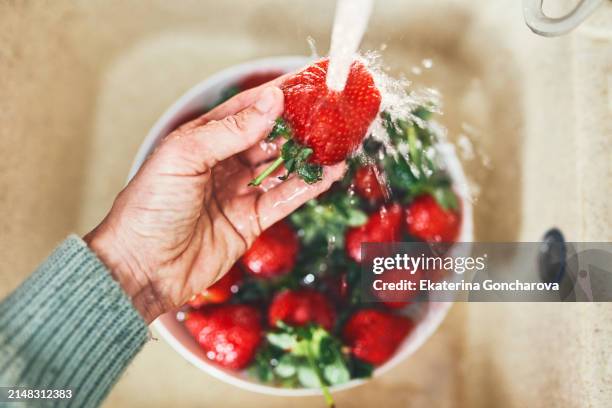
top-left (127, 55), bottom-right (473, 397)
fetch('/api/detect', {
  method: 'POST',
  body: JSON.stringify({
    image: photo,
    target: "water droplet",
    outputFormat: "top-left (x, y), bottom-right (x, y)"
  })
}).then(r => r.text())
top-left (457, 134), bottom-right (475, 160)
top-left (306, 36), bottom-right (319, 59)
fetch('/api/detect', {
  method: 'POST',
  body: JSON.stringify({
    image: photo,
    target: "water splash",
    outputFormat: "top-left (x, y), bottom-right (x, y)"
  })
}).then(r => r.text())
top-left (326, 0), bottom-right (374, 91)
top-left (306, 36), bottom-right (319, 59)
top-left (356, 51), bottom-right (443, 159)
top-left (457, 134), bottom-right (475, 160)
top-left (422, 58), bottom-right (434, 69)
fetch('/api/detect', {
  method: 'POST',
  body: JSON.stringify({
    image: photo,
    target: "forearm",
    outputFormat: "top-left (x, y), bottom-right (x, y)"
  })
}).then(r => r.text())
top-left (0, 235), bottom-right (148, 407)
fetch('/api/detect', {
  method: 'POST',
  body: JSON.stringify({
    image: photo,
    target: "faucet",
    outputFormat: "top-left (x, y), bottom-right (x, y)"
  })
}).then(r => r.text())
top-left (523, 0), bottom-right (606, 36)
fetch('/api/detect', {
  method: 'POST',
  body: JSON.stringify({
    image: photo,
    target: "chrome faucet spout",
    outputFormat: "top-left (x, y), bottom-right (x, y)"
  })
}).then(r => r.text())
top-left (523, 0), bottom-right (606, 37)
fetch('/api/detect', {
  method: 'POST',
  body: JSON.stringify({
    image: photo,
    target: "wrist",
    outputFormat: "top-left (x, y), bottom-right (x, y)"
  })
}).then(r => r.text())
top-left (84, 224), bottom-right (164, 324)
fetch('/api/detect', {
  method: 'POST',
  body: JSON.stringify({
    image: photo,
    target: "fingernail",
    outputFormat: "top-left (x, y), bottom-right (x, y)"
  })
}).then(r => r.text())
top-left (254, 87), bottom-right (277, 114)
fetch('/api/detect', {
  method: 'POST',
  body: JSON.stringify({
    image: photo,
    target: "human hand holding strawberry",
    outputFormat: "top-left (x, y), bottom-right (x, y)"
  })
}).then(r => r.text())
top-left (85, 84), bottom-right (346, 324)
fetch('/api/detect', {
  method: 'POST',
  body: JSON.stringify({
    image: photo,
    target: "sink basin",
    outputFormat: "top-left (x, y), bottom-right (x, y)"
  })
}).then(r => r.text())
top-left (1, 0), bottom-right (610, 407)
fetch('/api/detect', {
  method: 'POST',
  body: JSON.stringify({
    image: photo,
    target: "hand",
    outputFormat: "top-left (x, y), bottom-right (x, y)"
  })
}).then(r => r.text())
top-left (85, 84), bottom-right (345, 323)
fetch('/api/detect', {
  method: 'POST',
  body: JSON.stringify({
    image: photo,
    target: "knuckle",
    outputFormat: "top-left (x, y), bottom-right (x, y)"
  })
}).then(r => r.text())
top-left (220, 115), bottom-right (248, 135)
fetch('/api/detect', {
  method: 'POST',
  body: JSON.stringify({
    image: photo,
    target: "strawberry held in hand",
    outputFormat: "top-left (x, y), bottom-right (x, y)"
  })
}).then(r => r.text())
top-left (345, 203), bottom-right (403, 262)
top-left (405, 194), bottom-right (461, 243)
top-left (240, 220), bottom-right (299, 278)
top-left (250, 58), bottom-right (381, 186)
top-left (283, 58), bottom-right (381, 165)
top-left (268, 288), bottom-right (336, 331)
top-left (343, 309), bottom-right (413, 365)
top-left (184, 305), bottom-right (262, 370)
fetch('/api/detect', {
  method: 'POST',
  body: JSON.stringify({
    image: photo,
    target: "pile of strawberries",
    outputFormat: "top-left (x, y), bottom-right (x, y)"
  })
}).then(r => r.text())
top-left (182, 59), bottom-right (462, 399)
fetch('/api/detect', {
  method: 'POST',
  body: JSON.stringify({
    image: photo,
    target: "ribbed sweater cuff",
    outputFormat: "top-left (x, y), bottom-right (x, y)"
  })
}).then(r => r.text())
top-left (0, 235), bottom-right (149, 407)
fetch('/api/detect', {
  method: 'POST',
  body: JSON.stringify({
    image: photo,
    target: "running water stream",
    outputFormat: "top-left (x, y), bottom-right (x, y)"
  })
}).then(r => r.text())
top-left (326, 0), bottom-right (374, 91)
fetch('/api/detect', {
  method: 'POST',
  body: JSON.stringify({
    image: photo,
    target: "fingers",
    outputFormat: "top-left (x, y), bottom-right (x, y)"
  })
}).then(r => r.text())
top-left (178, 72), bottom-right (293, 131)
top-left (203, 73), bottom-right (292, 122)
top-left (256, 162), bottom-right (347, 230)
top-left (170, 86), bottom-right (284, 171)
top-left (215, 157), bottom-right (285, 199)
top-left (239, 138), bottom-right (282, 166)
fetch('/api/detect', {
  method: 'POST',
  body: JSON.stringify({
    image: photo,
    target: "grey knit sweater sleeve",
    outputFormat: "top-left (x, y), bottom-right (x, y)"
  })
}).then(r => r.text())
top-left (0, 235), bottom-right (149, 407)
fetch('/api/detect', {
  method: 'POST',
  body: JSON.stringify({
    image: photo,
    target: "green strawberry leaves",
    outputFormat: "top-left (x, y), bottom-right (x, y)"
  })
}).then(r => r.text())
top-left (377, 110), bottom-right (459, 211)
top-left (267, 329), bottom-right (297, 350)
top-left (288, 192), bottom-right (365, 290)
top-left (231, 278), bottom-right (273, 303)
top-left (430, 180), bottom-right (459, 211)
top-left (297, 365), bottom-right (321, 389)
top-left (290, 191), bottom-right (367, 248)
top-left (274, 354), bottom-right (298, 378)
top-left (266, 117), bottom-right (292, 141)
top-left (280, 139), bottom-right (323, 184)
top-left (249, 118), bottom-right (323, 186)
top-left (265, 322), bottom-right (352, 388)
top-left (348, 356), bottom-right (374, 378)
top-left (255, 322), bottom-right (368, 407)
top-left (412, 105), bottom-right (433, 121)
top-left (249, 344), bottom-right (284, 383)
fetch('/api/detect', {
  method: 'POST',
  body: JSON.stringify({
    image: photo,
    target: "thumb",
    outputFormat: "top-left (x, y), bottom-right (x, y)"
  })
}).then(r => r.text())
top-left (167, 86), bottom-right (284, 171)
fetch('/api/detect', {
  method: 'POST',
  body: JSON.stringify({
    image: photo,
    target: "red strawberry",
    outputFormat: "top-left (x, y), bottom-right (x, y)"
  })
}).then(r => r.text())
top-left (405, 195), bottom-right (461, 243)
top-left (282, 58), bottom-right (381, 165)
top-left (381, 301), bottom-right (409, 310)
top-left (187, 265), bottom-right (243, 308)
top-left (373, 268), bottom-right (423, 309)
top-left (268, 288), bottom-right (336, 331)
top-left (249, 58), bottom-right (381, 186)
top-left (342, 309), bottom-right (413, 365)
top-left (240, 221), bottom-right (299, 278)
top-left (345, 203), bottom-right (403, 262)
top-left (237, 70), bottom-right (284, 91)
top-left (353, 165), bottom-right (386, 202)
top-left (184, 304), bottom-right (262, 370)
top-left (322, 273), bottom-right (350, 302)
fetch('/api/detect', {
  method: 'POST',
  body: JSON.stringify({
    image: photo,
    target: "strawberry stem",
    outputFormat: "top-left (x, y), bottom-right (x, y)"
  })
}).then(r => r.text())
top-left (321, 382), bottom-right (334, 408)
top-left (249, 156), bottom-right (285, 187)
top-left (248, 137), bottom-right (322, 187)
top-left (305, 344), bottom-right (335, 408)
